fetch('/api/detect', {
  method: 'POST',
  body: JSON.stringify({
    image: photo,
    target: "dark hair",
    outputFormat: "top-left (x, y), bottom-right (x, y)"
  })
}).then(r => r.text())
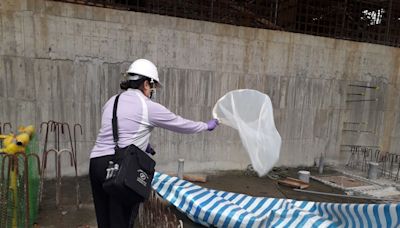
top-left (119, 76), bottom-right (149, 90)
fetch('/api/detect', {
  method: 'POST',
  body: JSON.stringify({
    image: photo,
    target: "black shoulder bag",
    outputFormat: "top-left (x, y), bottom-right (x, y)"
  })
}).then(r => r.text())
top-left (102, 93), bottom-right (156, 204)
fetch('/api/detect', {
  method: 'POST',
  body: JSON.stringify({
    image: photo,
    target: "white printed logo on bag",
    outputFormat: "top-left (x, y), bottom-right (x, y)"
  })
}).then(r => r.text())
top-left (137, 169), bottom-right (148, 187)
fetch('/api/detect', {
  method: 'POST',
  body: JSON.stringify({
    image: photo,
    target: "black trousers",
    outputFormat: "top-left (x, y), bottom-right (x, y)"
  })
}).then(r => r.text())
top-left (89, 155), bottom-right (141, 228)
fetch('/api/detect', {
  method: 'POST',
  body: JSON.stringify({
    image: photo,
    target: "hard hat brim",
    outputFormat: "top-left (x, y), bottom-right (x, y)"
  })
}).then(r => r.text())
top-left (127, 73), bottom-right (163, 88)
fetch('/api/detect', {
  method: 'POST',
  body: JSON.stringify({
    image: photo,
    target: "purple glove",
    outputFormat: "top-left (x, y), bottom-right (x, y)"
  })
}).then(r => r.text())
top-left (145, 144), bottom-right (156, 155)
top-left (207, 119), bottom-right (219, 131)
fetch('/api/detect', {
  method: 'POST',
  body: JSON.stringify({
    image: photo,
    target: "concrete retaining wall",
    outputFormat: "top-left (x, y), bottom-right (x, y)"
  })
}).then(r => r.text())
top-left (1, 0), bottom-right (399, 176)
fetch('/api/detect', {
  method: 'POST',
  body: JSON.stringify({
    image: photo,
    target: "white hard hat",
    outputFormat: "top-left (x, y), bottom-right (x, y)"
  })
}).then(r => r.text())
top-left (126, 59), bottom-right (160, 85)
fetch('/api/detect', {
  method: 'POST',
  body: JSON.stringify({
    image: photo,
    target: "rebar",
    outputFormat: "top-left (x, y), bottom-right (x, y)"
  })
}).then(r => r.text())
top-left (388, 154), bottom-right (397, 179)
top-left (346, 146), bottom-right (360, 168)
top-left (15, 152), bottom-right (30, 228)
top-left (396, 157), bottom-right (400, 181)
top-left (138, 190), bottom-right (183, 228)
top-left (345, 99), bottom-right (378, 103)
top-left (294, 188), bottom-right (391, 202)
top-left (1, 154), bottom-right (13, 227)
top-left (361, 147), bottom-right (372, 172)
top-left (346, 146), bottom-right (400, 183)
top-left (39, 120), bottom-right (82, 208)
top-left (48, 0), bottom-right (400, 48)
top-left (348, 84), bottom-right (379, 89)
top-left (73, 123), bottom-right (83, 166)
top-left (61, 123), bottom-right (74, 158)
top-left (0, 152), bottom-right (39, 228)
top-left (73, 123), bottom-right (82, 208)
top-left (40, 149), bottom-right (58, 205)
top-left (40, 120), bottom-right (58, 154)
top-left (41, 148), bottom-right (80, 209)
top-left (57, 149), bottom-right (74, 208)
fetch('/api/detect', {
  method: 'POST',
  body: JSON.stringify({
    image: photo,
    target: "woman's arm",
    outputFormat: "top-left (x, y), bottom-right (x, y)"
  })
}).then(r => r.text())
top-left (147, 102), bottom-right (208, 134)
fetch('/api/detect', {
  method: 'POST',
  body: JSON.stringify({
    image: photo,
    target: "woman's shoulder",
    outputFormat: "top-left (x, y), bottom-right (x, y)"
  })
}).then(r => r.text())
top-left (104, 94), bottom-right (118, 106)
top-left (146, 99), bottom-right (172, 114)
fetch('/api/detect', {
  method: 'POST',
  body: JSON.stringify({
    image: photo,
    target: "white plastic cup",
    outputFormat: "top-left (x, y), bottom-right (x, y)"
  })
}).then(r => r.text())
top-left (367, 162), bottom-right (379, 179)
top-left (298, 170), bottom-right (310, 183)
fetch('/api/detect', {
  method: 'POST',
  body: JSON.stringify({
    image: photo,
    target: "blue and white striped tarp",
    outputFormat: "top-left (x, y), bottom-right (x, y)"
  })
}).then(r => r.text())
top-left (152, 172), bottom-right (400, 228)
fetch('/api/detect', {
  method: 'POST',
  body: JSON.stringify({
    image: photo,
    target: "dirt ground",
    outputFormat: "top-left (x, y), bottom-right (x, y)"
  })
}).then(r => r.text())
top-left (36, 167), bottom-right (377, 227)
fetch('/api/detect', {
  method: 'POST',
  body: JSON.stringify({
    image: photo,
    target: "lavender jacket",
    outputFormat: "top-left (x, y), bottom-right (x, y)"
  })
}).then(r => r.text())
top-left (90, 89), bottom-right (208, 158)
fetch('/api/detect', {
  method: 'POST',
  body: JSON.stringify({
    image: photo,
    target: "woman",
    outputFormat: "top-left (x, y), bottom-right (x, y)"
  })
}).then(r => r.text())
top-left (89, 59), bottom-right (218, 228)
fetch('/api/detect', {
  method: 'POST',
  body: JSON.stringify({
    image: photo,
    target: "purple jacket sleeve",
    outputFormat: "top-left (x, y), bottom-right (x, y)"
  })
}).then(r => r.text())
top-left (147, 101), bottom-right (208, 133)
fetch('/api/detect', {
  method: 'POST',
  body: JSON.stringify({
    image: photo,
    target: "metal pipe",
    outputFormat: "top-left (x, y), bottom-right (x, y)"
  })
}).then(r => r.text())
top-left (343, 122), bottom-right (367, 125)
top-left (348, 84), bottom-right (379, 89)
top-left (177, 159), bottom-right (184, 179)
top-left (342, 129), bottom-right (374, 133)
top-left (73, 123), bottom-right (83, 166)
top-left (40, 121), bottom-right (50, 156)
top-left (62, 123), bottom-right (74, 154)
top-left (396, 159), bottom-right (400, 181)
top-left (345, 99), bottom-right (378, 102)
top-left (40, 149), bottom-right (58, 203)
top-left (40, 121), bottom-right (81, 208)
top-left (386, 0), bottom-right (393, 43)
top-left (388, 154), bottom-right (395, 179)
top-left (41, 121), bottom-right (58, 152)
top-left (274, 0), bottom-right (278, 25)
top-left (54, 123), bottom-right (60, 183)
top-left (57, 149), bottom-right (74, 208)
top-left (60, 143), bottom-right (81, 208)
top-left (62, 123), bottom-right (75, 167)
top-left (54, 122), bottom-right (60, 151)
top-left (340, 144), bottom-right (380, 148)
top-left (293, 189), bottom-right (388, 201)
top-left (73, 123), bottom-right (83, 207)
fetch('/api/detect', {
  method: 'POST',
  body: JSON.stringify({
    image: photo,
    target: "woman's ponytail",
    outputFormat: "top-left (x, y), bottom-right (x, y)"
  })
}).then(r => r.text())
top-left (119, 76), bottom-right (149, 91)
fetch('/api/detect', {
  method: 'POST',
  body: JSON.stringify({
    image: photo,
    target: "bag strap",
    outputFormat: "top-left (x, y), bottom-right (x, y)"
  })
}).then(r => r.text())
top-left (112, 93), bottom-right (122, 148)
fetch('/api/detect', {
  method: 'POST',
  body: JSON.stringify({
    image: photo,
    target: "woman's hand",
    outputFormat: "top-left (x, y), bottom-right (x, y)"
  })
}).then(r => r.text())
top-left (206, 119), bottom-right (219, 131)
top-left (146, 144), bottom-right (156, 155)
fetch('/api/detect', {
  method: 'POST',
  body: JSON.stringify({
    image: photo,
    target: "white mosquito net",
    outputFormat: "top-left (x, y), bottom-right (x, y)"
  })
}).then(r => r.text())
top-left (212, 89), bottom-right (282, 176)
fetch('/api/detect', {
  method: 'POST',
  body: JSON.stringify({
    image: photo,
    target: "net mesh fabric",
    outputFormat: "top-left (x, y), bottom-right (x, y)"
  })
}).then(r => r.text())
top-left (213, 89), bottom-right (281, 176)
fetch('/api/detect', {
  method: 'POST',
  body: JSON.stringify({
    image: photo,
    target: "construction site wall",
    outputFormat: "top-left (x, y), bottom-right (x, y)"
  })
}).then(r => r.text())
top-left (1, 0), bottom-right (399, 175)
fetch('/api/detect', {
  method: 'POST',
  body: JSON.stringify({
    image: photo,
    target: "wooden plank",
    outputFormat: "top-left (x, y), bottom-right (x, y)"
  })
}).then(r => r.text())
top-left (278, 177), bottom-right (309, 189)
top-left (183, 174), bottom-right (207, 183)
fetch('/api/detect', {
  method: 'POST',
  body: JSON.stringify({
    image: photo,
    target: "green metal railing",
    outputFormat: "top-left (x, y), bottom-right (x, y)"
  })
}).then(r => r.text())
top-left (0, 136), bottom-right (40, 228)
